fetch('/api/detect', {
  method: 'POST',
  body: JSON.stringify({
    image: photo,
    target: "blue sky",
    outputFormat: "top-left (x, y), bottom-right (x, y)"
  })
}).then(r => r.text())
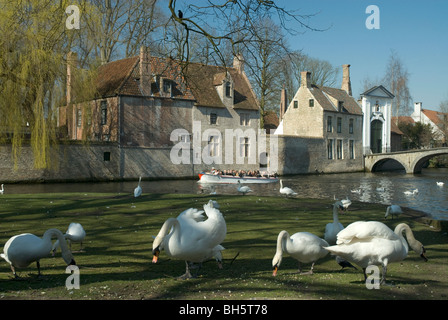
top-left (277, 0), bottom-right (448, 111)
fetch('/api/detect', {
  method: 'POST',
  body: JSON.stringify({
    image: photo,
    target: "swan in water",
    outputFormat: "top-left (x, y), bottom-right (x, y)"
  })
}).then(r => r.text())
top-left (437, 181), bottom-right (444, 186)
top-left (404, 188), bottom-right (418, 196)
top-left (1, 228), bottom-right (76, 278)
top-left (52, 223), bottom-right (86, 254)
top-left (279, 180), bottom-right (297, 197)
top-left (324, 221), bottom-right (427, 284)
top-left (385, 205), bottom-right (403, 219)
top-left (152, 200), bottom-right (227, 279)
top-left (324, 201), bottom-right (345, 245)
top-left (272, 230), bottom-right (329, 276)
top-left (134, 176), bottom-right (142, 197)
top-left (334, 195), bottom-right (351, 211)
top-left (0, 184), bottom-right (4, 194)
top-left (237, 181), bottom-right (252, 195)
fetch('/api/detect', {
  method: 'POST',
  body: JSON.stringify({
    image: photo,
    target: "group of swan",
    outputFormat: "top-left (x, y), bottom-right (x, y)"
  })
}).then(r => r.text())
top-left (1, 223), bottom-right (85, 278)
top-left (325, 221), bottom-right (427, 284)
top-left (271, 200), bottom-right (427, 284)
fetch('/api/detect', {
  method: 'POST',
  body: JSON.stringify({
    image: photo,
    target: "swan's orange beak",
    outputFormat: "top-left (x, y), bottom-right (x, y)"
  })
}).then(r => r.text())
top-left (272, 266), bottom-right (278, 277)
top-left (152, 249), bottom-right (160, 263)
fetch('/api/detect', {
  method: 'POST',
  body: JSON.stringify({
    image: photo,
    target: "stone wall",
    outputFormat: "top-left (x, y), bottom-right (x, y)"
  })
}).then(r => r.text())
top-left (275, 135), bottom-right (364, 175)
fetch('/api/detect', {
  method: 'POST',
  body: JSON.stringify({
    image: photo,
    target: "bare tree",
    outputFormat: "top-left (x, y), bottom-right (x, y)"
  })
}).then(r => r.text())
top-left (382, 51), bottom-right (412, 117)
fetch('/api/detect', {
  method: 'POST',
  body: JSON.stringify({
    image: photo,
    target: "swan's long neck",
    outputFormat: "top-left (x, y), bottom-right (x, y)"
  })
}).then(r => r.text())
top-left (153, 218), bottom-right (180, 249)
top-left (394, 223), bottom-right (422, 253)
top-left (332, 204), bottom-right (340, 223)
top-left (43, 229), bottom-right (71, 253)
top-left (276, 230), bottom-right (290, 255)
top-left (280, 180), bottom-right (283, 189)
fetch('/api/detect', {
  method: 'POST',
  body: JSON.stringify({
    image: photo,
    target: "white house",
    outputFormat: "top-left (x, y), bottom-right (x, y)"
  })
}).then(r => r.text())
top-left (360, 85), bottom-right (395, 154)
top-left (411, 102), bottom-right (446, 141)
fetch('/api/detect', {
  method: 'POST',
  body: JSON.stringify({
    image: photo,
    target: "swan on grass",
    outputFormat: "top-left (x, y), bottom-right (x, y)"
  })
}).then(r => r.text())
top-left (279, 180), bottom-right (297, 197)
top-left (324, 221), bottom-right (427, 284)
top-left (52, 222), bottom-right (86, 254)
top-left (1, 228), bottom-right (76, 278)
top-left (0, 184), bottom-right (4, 194)
top-left (152, 200), bottom-right (227, 279)
top-left (134, 176), bottom-right (142, 197)
top-left (272, 230), bottom-right (329, 276)
top-left (324, 201), bottom-right (345, 245)
top-left (385, 205), bottom-right (403, 219)
top-left (237, 180), bottom-right (252, 195)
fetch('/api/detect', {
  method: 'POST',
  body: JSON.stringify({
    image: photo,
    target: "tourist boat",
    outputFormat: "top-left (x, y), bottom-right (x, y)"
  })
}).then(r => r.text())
top-left (198, 172), bottom-right (278, 184)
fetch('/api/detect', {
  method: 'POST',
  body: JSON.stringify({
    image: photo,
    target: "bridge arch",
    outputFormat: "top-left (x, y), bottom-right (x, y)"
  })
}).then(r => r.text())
top-left (370, 158), bottom-right (407, 172)
top-left (365, 147), bottom-right (448, 174)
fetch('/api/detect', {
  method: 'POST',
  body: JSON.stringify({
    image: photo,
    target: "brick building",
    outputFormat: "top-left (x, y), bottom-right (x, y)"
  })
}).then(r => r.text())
top-left (58, 48), bottom-right (261, 176)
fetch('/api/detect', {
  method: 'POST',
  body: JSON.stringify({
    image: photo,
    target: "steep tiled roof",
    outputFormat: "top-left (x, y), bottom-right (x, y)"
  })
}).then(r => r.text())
top-left (422, 109), bottom-right (446, 126)
top-left (309, 85), bottom-right (363, 115)
top-left (94, 55), bottom-right (259, 111)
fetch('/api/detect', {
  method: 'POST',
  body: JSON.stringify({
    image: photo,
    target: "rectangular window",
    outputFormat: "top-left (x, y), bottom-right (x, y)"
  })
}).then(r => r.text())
top-left (240, 137), bottom-right (250, 158)
top-left (77, 108), bottom-right (82, 127)
top-left (337, 117), bottom-right (342, 133)
top-left (327, 116), bottom-right (332, 132)
top-left (349, 119), bottom-right (354, 134)
top-left (349, 140), bottom-right (355, 159)
top-left (240, 113), bottom-right (250, 126)
top-left (101, 100), bottom-right (107, 125)
top-left (338, 101), bottom-right (346, 112)
top-left (309, 99), bottom-right (314, 107)
top-left (208, 135), bottom-right (219, 157)
top-left (225, 82), bottom-right (232, 97)
top-left (210, 113), bottom-right (217, 125)
top-left (337, 139), bottom-right (343, 159)
top-left (293, 101), bottom-right (298, 109)
top-left (163, 79), bottom-right (172, 94)
top-left (103, 152), bottom-right (111, 161)
top-left (327, 139), bottom-right (333, 160)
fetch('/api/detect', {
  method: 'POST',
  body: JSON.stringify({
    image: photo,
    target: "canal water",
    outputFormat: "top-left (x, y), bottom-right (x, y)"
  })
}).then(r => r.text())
top-left (3, 168), bottom-right (448, 221)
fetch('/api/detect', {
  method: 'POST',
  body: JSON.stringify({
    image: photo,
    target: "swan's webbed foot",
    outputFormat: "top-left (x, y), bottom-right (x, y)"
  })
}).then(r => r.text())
top-left (178, 261), bottom-right (202, 280)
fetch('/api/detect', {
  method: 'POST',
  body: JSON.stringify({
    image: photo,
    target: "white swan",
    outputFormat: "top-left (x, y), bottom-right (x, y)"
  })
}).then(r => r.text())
top-left (152, 200), bottom-right (227, 279)
top-left (324, 221), bottom-right (427, 284)
top-left (279, 180), bottom-right (297, 197)
top-left (52, 222), bottom-right (86, 254)
top-left (341, 197), bottom-right (352, 211)
top-left (437, 181), bottom-right (444, 186)
top-left (385, 205), bottom-right (403, 219)
top-left (272, 230), bottom-right (329, 276)
top-left (1, 228), bottom-right (76, 278)
top-left (134, 176), bottom-right (142, 197)
top-left (324, 201), bottom-right (345, 245)
top-left (237, 181), bottom-right (252, 195)
top-left (404, 188), bottom-right (418, 196)
top-left (0, 184), bottom-right (4, 194)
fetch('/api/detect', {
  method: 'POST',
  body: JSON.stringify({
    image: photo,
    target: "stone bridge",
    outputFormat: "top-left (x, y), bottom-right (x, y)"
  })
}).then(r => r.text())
top-left (364, 147), bottom-right (448, 174)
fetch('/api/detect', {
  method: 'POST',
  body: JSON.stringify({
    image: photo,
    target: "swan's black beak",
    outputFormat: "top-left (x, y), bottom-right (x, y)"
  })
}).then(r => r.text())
top-left (420, 247), bottom-right (428, 262)
top-left (152, 248), bottom-right (160, 263)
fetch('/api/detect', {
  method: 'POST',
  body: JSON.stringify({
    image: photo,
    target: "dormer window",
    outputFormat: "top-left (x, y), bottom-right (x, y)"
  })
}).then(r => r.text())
top-left (162, 79), bottom-right (172, 96)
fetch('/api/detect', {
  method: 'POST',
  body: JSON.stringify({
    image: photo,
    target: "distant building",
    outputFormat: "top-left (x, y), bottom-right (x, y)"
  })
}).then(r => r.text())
top-left (274, 64), bottom-right (364, 174)
top-left (411, 102), bottom-right (447, 144)
top-left (360, 85), bottom-right (395, 154)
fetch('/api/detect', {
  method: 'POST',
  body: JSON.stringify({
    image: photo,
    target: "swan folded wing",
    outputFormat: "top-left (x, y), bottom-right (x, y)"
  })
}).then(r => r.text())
top-left (336, 221), bottom-right (397, 244)
top-left (177, 208), bottom-right (205, 223)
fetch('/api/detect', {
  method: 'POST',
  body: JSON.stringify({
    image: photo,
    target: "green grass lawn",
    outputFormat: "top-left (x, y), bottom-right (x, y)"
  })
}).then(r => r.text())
top-left (0, 192), bottom-right (447, 300)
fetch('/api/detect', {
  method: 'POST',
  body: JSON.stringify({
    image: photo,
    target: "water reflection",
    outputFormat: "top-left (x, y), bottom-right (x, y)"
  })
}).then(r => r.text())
top-left (3, 168), bottom-right (448, 220)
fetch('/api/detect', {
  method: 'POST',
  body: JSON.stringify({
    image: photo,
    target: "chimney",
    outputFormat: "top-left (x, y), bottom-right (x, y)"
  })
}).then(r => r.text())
top-left (414, 102), bottom-right (422, 120)
top-left (301, 71), bottom-right (311, 88)
top-left (67, 51), bottom-right (78, 105)
top-left (280, 87), bottom-right (288, 120)
top-left (140, 46), bottom-right (152, 96)
top-left (341, 64), bottom-right (352, 96)
top-left (233, 54), bottom-right (244, 73)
